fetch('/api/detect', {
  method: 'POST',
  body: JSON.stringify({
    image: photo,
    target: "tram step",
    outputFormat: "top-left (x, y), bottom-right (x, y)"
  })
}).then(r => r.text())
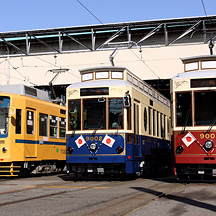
top-left (0, 166), bottom-right (21, 168)
top-left (0, 170), bottom-right (20, 172)
top-left (0, 164), bottom-right (20, 176)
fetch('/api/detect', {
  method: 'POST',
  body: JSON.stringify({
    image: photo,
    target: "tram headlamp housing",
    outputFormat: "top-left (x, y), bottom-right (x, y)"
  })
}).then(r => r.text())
top-left (67, 147), bottom-right (74, 155)
top-left (2, 147), bottom-right (7, 153)
top-left (116, 146), bottom-right (123, 154)
top-left (89, 142), bottom-right (97, 152)
top-left (204, 140), bottom-right (213, 151)
top-left (176, 145), bottom-right (184, 154)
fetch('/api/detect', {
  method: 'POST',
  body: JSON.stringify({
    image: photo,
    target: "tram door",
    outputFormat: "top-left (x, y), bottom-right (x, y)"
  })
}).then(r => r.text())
top-left (24, 109), bottom-right (37, 158)
top-left (133, 102), bottom-right (141, 157)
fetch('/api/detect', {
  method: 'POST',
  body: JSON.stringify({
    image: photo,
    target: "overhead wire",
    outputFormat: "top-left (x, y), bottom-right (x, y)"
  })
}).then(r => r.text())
top-left (201, 0), bottom-right (208, 17)
top-left (77, 0), bottom-right (104, 25)
top-left (6, 60), bottom-right (37, 85)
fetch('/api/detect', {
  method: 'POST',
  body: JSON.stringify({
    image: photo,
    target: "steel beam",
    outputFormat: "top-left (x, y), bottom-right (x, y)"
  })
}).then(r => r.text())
top-left (59, 31), bottom-right (63, 52)
top-left (26, 34), bottom-right (31, 55)
top-left (97, 26), bottom-right (127, 49)
top-left (91, 29), bottom-right (96, 51)
top-left (167, 20), bottom-right (202, 45)
top-left (129, 23), bottom-right (163, 48)
top-left (0, 36), bottom-right (27, 55)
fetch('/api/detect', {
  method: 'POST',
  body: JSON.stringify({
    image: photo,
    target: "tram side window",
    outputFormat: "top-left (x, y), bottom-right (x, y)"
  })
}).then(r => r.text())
top-left (153, 109), bottom-right (156, 136)
top-left (68, 100), bottom-right (81, 130)
top-left (157, 111), bottom-right (159, 137)
top-left (160, 113), bottom-right (164, 138)
top-left (109, 99), bottom-right (123, 129)
top-left (176, 92), bottom-right (192, 126)
top-left (59, 117), bottom-right (66, 138)
top-left (16, 109), bottom-right (22, 134)
top-left (148, 107), bottom-right (152, 135)
top-left (163, 115), bottom-right (166, 139)
top-left (144, 107), bottom-right (147, 131)
top-left (167, 118), bottom-right (170, 138)
top-left (50, 115), bottom-right (58, 138)
top-left (39, 113), bottom-right (48, 137)
top-left (27, 111), bottom-right (34, 135)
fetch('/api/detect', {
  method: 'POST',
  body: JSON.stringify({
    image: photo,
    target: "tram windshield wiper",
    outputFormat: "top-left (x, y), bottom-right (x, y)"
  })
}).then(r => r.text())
top-left (181, 109), bottom-right (191, 134)
top-left (206, 116), bottom-right (216, 134)
top-left (91, 115), bottom-right (104, 137)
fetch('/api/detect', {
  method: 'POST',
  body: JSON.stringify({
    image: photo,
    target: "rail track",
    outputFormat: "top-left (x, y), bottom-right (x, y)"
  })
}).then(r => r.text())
top-left (2, 175), bottom-right (214, 216)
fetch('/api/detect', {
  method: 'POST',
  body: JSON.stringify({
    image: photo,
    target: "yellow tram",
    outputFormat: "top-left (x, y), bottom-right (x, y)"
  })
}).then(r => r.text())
top-left (0, 84), bottom-right (66, 176)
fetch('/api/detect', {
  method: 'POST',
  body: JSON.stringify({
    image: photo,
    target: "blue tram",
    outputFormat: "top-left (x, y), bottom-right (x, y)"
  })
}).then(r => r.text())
top-left (66, 66), bottom-right (171, 177)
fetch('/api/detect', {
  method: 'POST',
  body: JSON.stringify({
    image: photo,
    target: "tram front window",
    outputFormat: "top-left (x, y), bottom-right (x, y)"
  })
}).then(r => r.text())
top-left (195, 91), bottom-right (216, 125)
top-left (176, 92), bottom-right (192, 127)
top-left (68, 100), bottom-right (81, 130)
top-left (83, 99), bottom-right (106, 129)
top-left (0, 107), bottom-right (9, 135)
top-left (109, 99), bottom-right (123, 129)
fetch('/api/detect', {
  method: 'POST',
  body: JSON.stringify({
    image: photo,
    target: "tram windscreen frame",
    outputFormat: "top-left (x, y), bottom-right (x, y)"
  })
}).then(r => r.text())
top-left (68, 98), bottom-right (124, 131)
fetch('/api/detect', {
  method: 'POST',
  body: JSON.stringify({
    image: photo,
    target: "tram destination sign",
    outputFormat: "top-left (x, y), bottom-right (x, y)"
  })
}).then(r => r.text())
top-left (80, 87), bottom-right (109, 96)
top-left (191, 78), bottom-right (216, 88)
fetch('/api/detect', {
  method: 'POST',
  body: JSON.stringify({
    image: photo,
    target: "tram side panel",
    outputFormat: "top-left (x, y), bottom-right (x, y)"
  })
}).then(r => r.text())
top-left (0, 93), bottom-right (66, 176)
top-left (134, 89), bottom-right (171, 176)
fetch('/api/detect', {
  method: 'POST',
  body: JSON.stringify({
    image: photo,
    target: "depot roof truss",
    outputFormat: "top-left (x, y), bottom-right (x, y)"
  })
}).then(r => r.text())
top-left (0, 16), bottom-right (215, 56)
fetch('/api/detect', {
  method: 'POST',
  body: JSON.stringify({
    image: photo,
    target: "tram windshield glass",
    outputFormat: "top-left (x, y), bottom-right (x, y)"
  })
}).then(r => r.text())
top-left (68, 100), bottom-right (81, 130)
top-left (68, 98), bottom-right (124, 130)
top-left (176, 92), bottom-right (192, 127)
top-left (83, 99), bottom-right (106, 129)
top-left (0, 97), bottom-right (9, 135)
top-left (195, 91), bottom-right (216, 125)
top-left (109, 99), bottom-right (123, 129)
top-left (0, 108), bottom-right (9, 134)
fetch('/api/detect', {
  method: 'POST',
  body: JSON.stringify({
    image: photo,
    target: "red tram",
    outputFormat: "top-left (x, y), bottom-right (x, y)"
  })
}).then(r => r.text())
top-left (171, 55), bottom-right (216, 180)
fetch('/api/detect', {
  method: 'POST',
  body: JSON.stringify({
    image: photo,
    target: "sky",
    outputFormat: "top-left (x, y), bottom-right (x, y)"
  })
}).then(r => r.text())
top-left (1, 0), bottom-right (215, 32)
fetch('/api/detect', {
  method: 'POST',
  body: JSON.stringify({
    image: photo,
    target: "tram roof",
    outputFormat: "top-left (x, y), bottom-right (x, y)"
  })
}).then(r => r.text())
top-left (67, 79), bottom-right (131, 88)
top-left (79, 66), bottom-right (126, 73)
top-left (181, 55), bottom-right (216, 63)
top-left (173, 70), bottom-right (216, 79)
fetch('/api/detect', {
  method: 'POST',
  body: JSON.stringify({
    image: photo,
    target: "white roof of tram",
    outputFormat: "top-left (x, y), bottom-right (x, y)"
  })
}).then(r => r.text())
top-left (67, 79), bottom-right (132, 88)
top-left (172, 70), bottom-right (216, 80)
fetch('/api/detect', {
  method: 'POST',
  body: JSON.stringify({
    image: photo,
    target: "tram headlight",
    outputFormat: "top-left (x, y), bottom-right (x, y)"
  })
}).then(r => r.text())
top-left (2, 147), bottom-right (7, 153)
top-left (89, 142), bottom-right (97, 152)
top-left (176, 145), bottom-right (184, 154)
top-left (204, 140), bottom-right (214, 151)
top-left (116, 146), bottom-right (123, 154)
top-left (67, 147), bottom-right (74, 155)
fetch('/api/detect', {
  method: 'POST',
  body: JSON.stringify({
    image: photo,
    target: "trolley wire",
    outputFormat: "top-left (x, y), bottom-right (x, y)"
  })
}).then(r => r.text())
top-left (201, 0), bottom-right (208, 17)
top-left (6, 60), bottom-right (37, 85)
top-left (77, 0), bottom-right (104, 25)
